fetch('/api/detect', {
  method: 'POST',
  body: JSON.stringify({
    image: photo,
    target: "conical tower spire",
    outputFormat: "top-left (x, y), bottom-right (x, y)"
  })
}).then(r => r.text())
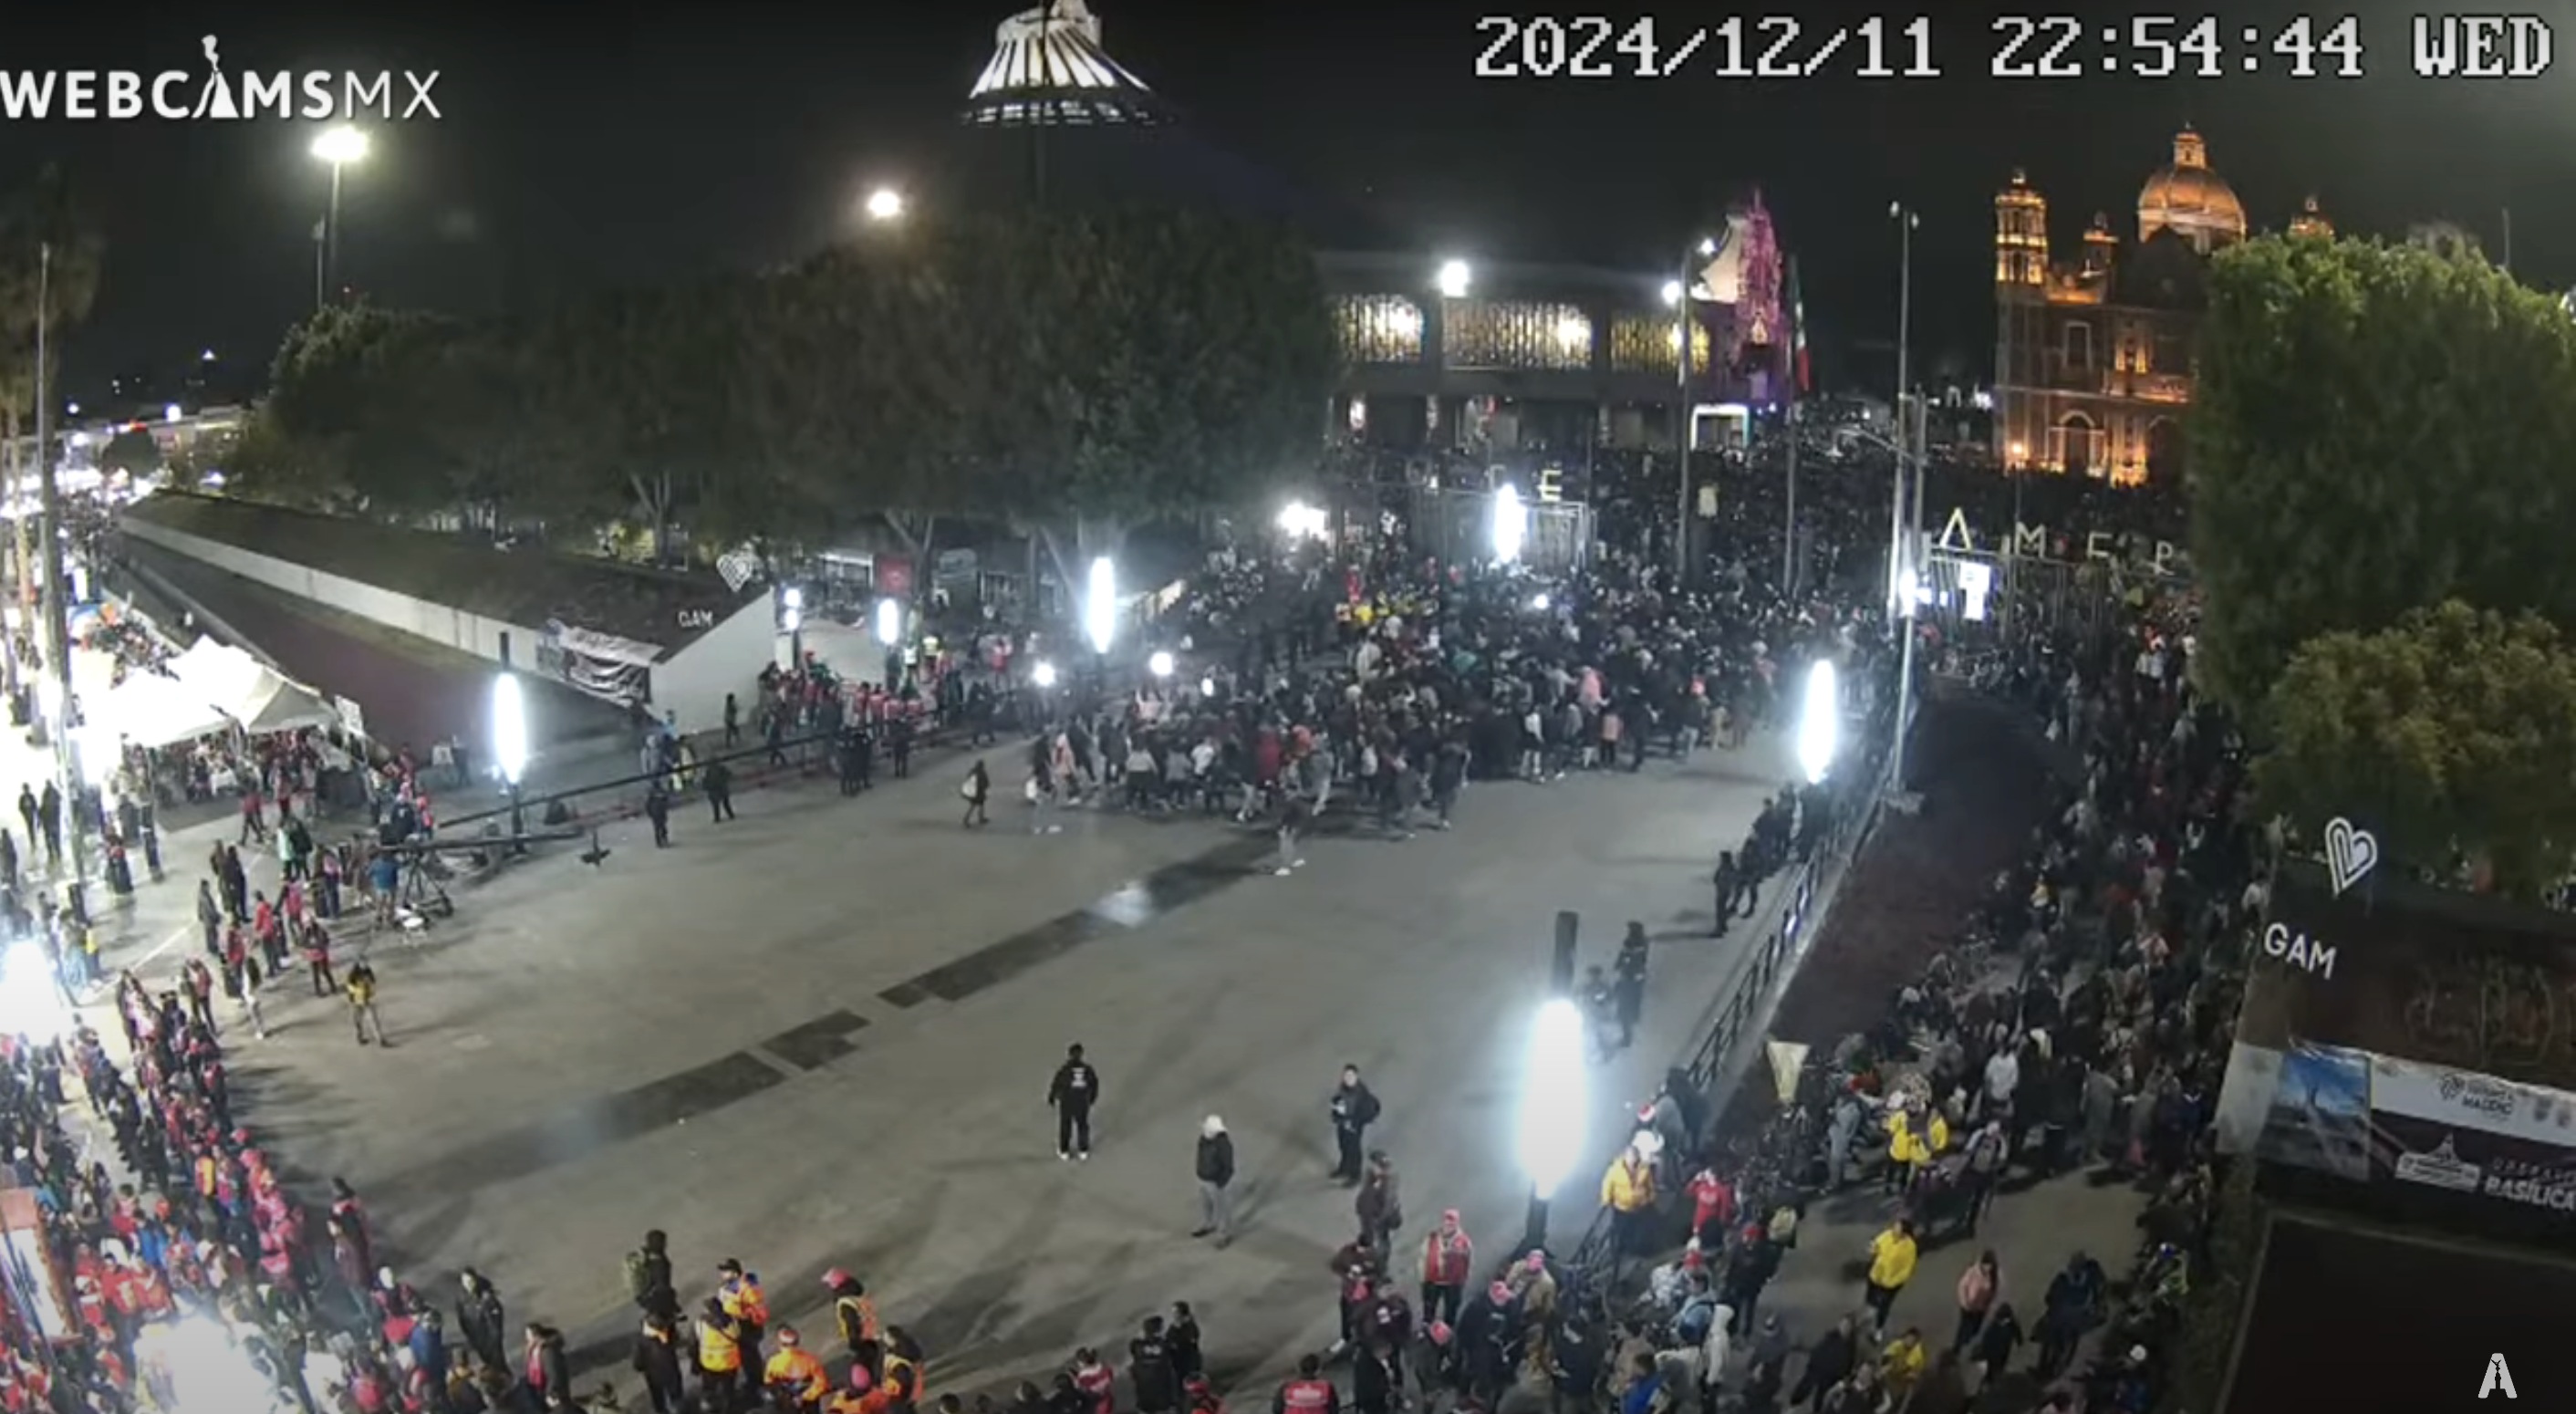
top-left (966, 0), bottom-right (1165, 127)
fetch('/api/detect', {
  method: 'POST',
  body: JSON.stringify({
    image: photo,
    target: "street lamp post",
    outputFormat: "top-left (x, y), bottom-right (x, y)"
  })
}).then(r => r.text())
top-left (781, 587), bottom-right (805, 669)
top-left (310, 126), bottom-right (369, 311)
top-left (1886, 203), bottom-right (1919, 623)
top-left (1671, 237), bottom-right (1718, 586)
top-left (1888, 395), bottom-right (1927, 801)
top-left (31, 242), bottom-right (89, 922)
top-left (1085, 556), bottom-right (1117, 699)
top-left (874, 596), bottom-right (905, 693)
top-left (1514, 995), bottom-right (1590, 1254)
top-left (492, 671), bottom-right (528, 852)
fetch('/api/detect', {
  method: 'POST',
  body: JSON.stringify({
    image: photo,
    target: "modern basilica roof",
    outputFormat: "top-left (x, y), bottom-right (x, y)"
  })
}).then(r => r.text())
top-left (964, 0), bottom-right (1167, 127)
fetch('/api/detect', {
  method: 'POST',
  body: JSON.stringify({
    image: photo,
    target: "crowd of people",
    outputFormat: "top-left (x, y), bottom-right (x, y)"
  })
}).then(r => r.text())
top-left (0, 432), bottom-right (2283, 1414)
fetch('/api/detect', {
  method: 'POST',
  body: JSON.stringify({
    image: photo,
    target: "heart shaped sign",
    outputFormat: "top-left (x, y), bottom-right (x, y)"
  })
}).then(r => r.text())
top-left (2324, 816), bottom-right (2379, 897)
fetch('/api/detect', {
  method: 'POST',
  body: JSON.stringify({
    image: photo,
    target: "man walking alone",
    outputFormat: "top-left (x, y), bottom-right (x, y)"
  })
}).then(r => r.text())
top-left (347, 957), bottom-right (387, 1046)
top-left (1048, 1043), bottom-right (1101, 1160)
top-left (1192, 1115), bottom-right (1235, 1244)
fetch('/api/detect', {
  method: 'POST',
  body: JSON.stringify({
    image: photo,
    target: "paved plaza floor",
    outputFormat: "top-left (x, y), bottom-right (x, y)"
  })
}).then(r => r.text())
top-left (168, 732), bottom-right (1808, 1389)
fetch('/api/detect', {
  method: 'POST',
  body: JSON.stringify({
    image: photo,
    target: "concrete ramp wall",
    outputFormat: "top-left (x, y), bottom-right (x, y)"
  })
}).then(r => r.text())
top-left (122, 516), bottom-right (549, 672)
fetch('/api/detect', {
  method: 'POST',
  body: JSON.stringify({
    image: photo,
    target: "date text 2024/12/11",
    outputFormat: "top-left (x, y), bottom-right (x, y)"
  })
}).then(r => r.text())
top-left (1470, 16), bottom-right (1938, 81)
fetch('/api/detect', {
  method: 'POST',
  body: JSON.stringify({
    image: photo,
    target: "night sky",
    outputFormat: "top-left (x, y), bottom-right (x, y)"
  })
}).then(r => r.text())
top-left (2, 0), bottom-right (2569, 403)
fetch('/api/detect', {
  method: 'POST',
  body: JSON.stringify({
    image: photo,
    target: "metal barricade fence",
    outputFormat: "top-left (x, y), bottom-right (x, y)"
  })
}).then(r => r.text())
top-left (1563, 691), bottom-right (1906, 1293)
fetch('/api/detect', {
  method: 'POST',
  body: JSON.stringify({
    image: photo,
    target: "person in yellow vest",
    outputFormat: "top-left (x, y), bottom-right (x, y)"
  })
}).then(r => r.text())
top-left (1598, 1145), bottom-right (1658, 1257)
top-left (717, 1259), bottom-right (771, 1368)
top-left (696, 1296), bottom-right (743, 1407)
top-left (826, 1269), bottom-right (881, 1367)
top-left (1862, 1217), bottom-right (1918, 1337)
top-left (764, 1326), bottom-right (831, 1412)
top-left (881, 1324), bottom-right (926, 1402)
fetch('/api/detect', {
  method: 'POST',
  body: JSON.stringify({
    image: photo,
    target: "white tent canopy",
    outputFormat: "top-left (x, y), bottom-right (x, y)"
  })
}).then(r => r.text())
top-left (88, 671), bottom-right (233, 750)
top-left (138, 638), bottom-right (345, 740)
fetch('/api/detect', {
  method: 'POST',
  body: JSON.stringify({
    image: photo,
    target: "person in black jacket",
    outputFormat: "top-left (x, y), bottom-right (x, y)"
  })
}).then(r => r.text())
top-left (1130, 1315), bottom-right (1179, 1414)
top-left (631, 1312), bottom-right (688, 1414)
top-left (1169, 1303), bottom-right (1203, 1380)
top-left (1329, 1066), bottom-right (1381, 1184)
top-left (1047, 1044), bottom-right (1101, 1159)
top-left (1193, 1116), bottom-right (1236, 1242)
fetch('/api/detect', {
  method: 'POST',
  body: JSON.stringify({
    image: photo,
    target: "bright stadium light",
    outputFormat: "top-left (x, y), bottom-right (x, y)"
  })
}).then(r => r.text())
top-left (1660, 278), bottom-right (1684, 307)
top-left (1797, 658), bottom-right (1840, 785)
top-left (1033, 660), bottom-right (1059, 689)
top-left (1148, 650), bottom-right (1176, 679)
top-left (1491, 484), bottom-right (1528, 564)
top-left (0, 941), bottom-right (72, 1040)
top-left (1085, 556), bottom-right (1117, 655)
top-left (1515, 997), bottom-right (1590, 1249)
top-left (1437, 259), bottom-right (1472, 298)
top-left (874, 597), bottom-right (903, 648)
top-left (491, 672), bottom-right (528, 786)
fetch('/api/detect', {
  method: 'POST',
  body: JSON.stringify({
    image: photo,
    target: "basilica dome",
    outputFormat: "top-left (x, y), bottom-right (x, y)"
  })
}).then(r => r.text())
top-left (2136, 128), bottom-right (2246, 253)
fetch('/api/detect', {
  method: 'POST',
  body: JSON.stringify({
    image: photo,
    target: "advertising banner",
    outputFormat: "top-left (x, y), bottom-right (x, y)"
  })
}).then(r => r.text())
top-left (2370, 1055), bottom-right (2576, 1213)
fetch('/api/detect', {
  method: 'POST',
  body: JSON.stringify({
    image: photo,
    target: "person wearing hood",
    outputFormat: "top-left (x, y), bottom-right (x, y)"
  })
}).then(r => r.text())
top-left (1193, 1116), bottom-right (1236, 1242)
top-left (455, 1270), bottom-right (505, 1373)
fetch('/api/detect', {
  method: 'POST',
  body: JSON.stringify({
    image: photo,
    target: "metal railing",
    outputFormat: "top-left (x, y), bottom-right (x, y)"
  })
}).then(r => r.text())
top-left (1563, 687), bottom-right (1908, 1291)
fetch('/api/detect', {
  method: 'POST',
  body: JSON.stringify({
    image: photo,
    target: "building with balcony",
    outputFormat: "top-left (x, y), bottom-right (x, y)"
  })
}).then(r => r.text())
top-left (945, 2), bottom-right (1792, 457)
top-left (1993, 129), bottom-right (2330, 486)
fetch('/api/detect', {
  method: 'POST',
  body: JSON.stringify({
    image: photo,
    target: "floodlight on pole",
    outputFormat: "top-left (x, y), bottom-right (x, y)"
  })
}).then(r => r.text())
top-left (781, 585), bottom-right (805, 664)
top-left (309, 126), bottom-right (369, 312)
top-left (1660, 279), bottom-right (1684, 307)
top-left (1491, 483), bottom-right (1527, 564)
top-left (1437, 259), bottom-right (1472, 299)
top-left (492, 670), bottom-right (530, 852)
top-left (1796, 658), bottom-right (1840, 785)
top-left (874, 597), bottom-right (903, 648)
top-left (1148, 650), bottom-right (1175, 679)
top-left (1515, 996), bottom-right (1590, 1251)
top-left (1085, 556), bottom-right (1117, 655)
top-left (1033, 660), bottom-right (1059, 689)
top-left (865, 186), bottom-right (906, 223)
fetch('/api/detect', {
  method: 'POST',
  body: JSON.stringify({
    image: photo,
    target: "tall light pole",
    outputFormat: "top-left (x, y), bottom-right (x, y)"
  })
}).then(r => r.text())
top-left (1781, 255), bottom-right (1804, 594)
top-left (1886, 203), bottom-right (1919, 623)
top-left (31, 243), bottom-right (88, 920)
top-left (310, 126), bottom-right (369, 311)
top-left (1888, 394), bottom-right (1927, 803)
top-left (1671, 236), bottom-right (1717, 585)
top-left (492, 671), bottom-right (528, 852)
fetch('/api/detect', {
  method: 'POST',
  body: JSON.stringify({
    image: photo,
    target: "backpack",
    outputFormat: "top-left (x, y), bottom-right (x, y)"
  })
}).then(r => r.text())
top-left (622, 1251), bottom-right (652, 1303)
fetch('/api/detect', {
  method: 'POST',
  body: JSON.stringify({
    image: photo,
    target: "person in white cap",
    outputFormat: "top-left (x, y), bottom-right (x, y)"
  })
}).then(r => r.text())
top-left (1192, 1116), bottom-right (1235, 1243)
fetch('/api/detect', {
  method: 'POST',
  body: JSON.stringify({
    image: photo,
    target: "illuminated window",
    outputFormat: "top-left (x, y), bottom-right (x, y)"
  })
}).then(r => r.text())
top-left (1445, 300), bottom-right (1592, 371)
top-left (1333, 296), bottom-right (1425, 365)
top-left (1608, 314), bottom-right (1710, 375)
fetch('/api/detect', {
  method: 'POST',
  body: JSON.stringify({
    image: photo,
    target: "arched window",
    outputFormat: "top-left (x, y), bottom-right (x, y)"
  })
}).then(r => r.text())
top-left (2059, 411), bottom-right (2098, 477)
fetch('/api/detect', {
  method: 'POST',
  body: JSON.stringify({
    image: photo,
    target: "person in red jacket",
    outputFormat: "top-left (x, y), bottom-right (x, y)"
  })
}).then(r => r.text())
top-left (1071, 1347), bottom-right (1116, 1414)
top-left (1273, 1355), bottom-right (1339, 1414)
top-left (1418, 1211), bottom-right (1472, 1327)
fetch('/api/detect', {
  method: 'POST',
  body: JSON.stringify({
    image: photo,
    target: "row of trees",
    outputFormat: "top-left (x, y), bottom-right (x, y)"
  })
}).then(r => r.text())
top-left (2190, 234), bottom-right (2576, 893)
top-left (0, 169), bottom-right (102, 484)
top-left (224, 207), bottom-right (1338, 577)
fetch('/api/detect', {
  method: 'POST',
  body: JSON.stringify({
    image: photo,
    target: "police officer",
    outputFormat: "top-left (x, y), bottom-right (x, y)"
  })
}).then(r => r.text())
top-left (1048, 1044), bottom-right (1101, 1159)
top-left (1273, 1354), bottom-right (1339, 1414)
top-left (1129, 1315), bottom-right (1179, 1414)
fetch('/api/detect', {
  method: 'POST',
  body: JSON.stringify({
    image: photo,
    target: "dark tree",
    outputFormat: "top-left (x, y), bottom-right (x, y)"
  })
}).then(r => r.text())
top-left (2190, 235), bottom-right (2576, 711)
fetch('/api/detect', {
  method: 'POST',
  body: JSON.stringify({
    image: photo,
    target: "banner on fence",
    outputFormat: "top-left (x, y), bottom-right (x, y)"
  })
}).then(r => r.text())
top-left (1766, 1040), bottom-right (1808, 1105)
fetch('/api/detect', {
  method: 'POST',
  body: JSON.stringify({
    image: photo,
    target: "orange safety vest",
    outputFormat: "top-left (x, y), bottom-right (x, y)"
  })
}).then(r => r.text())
top-left (765, 1348), bottom-right (829, 1404)
top-left (699, 1322), bottom-right (742, 1374)
top-left (885, 1353), bottom-right (923, 1399)
top-left (722, 1278), bottom-right (770, 1327)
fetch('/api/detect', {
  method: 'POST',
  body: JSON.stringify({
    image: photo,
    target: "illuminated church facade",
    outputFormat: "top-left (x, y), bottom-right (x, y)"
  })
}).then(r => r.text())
top-left (1993, 128), bottom-right (2331, 486)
